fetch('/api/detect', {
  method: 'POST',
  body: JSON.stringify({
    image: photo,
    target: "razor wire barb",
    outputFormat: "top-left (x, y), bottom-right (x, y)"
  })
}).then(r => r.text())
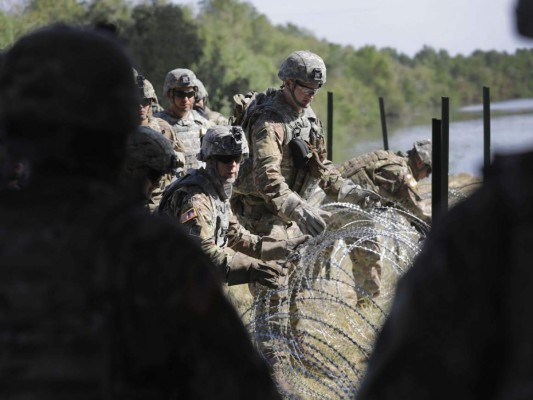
top-left (243, 201), bottom-right (429, 399)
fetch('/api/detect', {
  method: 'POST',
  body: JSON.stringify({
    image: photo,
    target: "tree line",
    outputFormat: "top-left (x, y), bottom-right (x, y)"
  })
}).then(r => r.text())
top-left (2, 0), bottom-right (533, 161)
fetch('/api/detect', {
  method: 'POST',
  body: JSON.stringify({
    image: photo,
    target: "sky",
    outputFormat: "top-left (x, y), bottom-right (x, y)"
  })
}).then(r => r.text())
top-left (174, 0), bottom-right (533, 57)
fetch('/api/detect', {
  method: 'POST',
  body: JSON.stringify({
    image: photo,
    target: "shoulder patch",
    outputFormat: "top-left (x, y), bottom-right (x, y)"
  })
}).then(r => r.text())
top-left (180, 207), bottom-right (198, 223)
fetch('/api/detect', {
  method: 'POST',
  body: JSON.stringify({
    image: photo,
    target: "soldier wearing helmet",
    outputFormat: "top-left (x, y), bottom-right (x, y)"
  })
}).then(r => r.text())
top-left (338, 139), bottom-right (433, 223)
top-left (233, 50), bottom-right (366, 239)
top-left (193, 78), bottom-right (229, 125)
top-left (230, 50), bottom-right (367, 383)
top-left (155, 68), bottom-right (213, 173)
top-left (159, 125), bottom-right (307, 291)
top-left (123, 126), bottom-right (178, 209)
top-left (135, 72), bottom-right (185, 211)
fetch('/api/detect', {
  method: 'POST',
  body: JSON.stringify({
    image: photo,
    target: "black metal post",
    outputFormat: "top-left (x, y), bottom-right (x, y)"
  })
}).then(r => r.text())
top-left (379, 97), bottom-right (389, 150)
top-left (432, 118), bottom-right (443, 223)
top-left (483, 87), bottom-right (491, 170)
top-left (441, 97), bottom-right (449, 211)
top-left (327, 91), bottom-right (334, 160)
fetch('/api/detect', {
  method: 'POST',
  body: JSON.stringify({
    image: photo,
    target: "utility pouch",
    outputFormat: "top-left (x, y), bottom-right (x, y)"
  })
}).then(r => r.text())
top-left (289, 137), bottom-right (312, 169)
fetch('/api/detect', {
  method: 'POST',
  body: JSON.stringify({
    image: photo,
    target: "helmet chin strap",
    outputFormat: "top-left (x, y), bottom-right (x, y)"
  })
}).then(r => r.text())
top-left (205, 161), bottom-right (233, 200)
top-left (288, 82), bottom-right (307, 111)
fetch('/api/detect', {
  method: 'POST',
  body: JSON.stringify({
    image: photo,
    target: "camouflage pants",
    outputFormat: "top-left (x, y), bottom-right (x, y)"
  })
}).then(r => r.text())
top-left (234, 199), bottom-right (307, 365)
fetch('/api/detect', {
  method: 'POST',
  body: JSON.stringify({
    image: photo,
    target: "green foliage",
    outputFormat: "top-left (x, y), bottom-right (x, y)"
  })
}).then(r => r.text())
top-left (3, 0), bottom-right (533, 163)
top-left (124, 3), bottom-right (203, 105)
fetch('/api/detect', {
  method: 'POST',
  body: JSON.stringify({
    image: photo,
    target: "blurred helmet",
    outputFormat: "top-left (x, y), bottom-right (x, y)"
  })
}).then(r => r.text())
top-left (278, 50), bottom-right (326, 86)
top-left (126, 126), bottom-right (177, 175)
top-left (163, 68), bottom-right (197, 95)
top-left (0, 24), bottom-right (138, 171)
top-left (194, 78), bottom-right (208, 102)
top-left (197, 125), bottom-right (249, 161)
top-left (412, 139), bottom-right (432, 167)
top-left (516, 0), bottom-right (533, 38)
top-left (136, 74), bottom-right (158, 102)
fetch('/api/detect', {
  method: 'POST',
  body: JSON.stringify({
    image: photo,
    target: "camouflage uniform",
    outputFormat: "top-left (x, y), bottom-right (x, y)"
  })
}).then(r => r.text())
top-left (0, 25), bottom-right (279, 400)
top-left (144, 116), bottom-right (185, 211)
top-left (232, 93), bottom-right (342, 241)
top-left (232, 51), bottom-right (355, 369)
top-left (159, 126), bottom-right (289, 288)
top-left (124, 126), bottom-right (178, 212)
top-left (339, 146), bottom-right (431, 223)
top-left (159, 168), bottom-right (261, 269)
top-left (337, 144), bottom-right (432, 297)
top-left (135, 73), bottom-right (185, 210)
top-left (155, 68), bottom-right (213, 172)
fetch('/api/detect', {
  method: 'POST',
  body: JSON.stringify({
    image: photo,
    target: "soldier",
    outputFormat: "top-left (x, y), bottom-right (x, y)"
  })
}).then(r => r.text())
top-left (155, 68), bottom-right (213, 173)
top-left (135, 73), bottom-right (185, 211)
top-left (123, 125), bottom-right (178, 209)
top-left (232, 50), bottom-right (366, 240)
top-left (159, 125), bottom-right (305, 290)
top-left (194, 78), bottom-right (229, 125)
top-left (0, 24), bottom-right (280, 399)
top-left (339, 139), bottom-right (433, 222)
top-left (231, 50), bottom-right (368, 374)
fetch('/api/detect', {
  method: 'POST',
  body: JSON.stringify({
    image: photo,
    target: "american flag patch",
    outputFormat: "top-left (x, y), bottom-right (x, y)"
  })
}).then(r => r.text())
top-left (179, 207), bottom-right (198, 223)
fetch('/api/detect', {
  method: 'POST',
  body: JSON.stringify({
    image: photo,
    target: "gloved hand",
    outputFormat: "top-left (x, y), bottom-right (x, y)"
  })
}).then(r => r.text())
top-left (227, 252), bottom-right (287, 289)
top-left (308, 151), bottom-right (328, 179)
top-left (261, 234), bottom-right (311, 261)
top-left (338, 179), bottom-right (380, 208)
top-left (279, 192), bottom-right (331, 237)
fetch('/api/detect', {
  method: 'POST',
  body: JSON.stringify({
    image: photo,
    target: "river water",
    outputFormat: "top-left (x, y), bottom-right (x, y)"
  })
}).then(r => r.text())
top-left (346, 98), bottom-right (533, 178)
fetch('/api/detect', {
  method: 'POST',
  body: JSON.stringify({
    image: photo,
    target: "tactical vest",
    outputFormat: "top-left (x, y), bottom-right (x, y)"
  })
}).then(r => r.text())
top-left (234, 91), bottom-right (325, 200)
top-left (159, 169), bottom-right (230, 247)
top-left (155, 110), bottom-right (209, 171)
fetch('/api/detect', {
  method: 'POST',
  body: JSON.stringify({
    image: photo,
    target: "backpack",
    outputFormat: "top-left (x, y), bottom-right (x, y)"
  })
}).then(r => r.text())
top-left (228, 87), bottom-right (278, 131)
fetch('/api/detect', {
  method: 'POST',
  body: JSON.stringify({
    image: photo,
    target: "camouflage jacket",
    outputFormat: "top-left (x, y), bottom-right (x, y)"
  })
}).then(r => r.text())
top-left (144, 116), bottom-right (185, 213)
top-left (233, 90), bottom-right (342, 215)
top-left (154, 109), bottom-right (213, 172)
top-left (339, 149), bottom-right (429, 222)
top-left (158, 168), bottom-right (263, 274)
top-left (0, 174), bottom-right (279, 399)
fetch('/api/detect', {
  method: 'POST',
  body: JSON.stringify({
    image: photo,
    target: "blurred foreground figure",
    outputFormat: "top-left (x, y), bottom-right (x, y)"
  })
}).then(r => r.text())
top-left (357, 4), bottom-right (533, 395)
top-left (357, 151), bottom-right (533, 399)
top-left (0, 25), bottom-right (279, 399)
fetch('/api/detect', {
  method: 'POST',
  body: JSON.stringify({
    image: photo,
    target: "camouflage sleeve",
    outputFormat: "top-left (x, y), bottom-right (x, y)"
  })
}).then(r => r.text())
top-left (170, 188), bottom-right (236, 271)
top-left (307, 132), bottom-right (344, 195)
top-left (226, 213), bottom-right (262, 258)
top-left (251, 120), bottom-right (293, 211)
top-left (318, 159), bottom-right (344, 195)
top-left (375, 165), bottom-right (430, 221)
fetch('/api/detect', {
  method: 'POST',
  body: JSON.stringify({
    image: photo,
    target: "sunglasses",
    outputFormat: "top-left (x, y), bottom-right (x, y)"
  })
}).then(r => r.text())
top-left (295, 80), bottom-right (321, 96)
top-left (140, 98), bottom-right (152, 107)
top-left (172, 89), bottom-right (196, 99)
top-left (213, 154), bottom-right (243, 164)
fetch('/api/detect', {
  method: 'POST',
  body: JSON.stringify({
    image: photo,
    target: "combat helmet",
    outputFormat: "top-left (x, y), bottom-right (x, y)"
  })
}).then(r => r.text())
top-left (194, 78), bottom-right (208, 102)
top-left (125, 126), bottom-right (177, 175)
top-left (136, 74), bottom-right (158, 103)
top-left (278, 50), bottom-right (326, 86)
top-left (412, 139), bottom-right (432, 168)
top-left (197, 125), bottom-right (249, 162)
top-left (163, 68), bottom-right (197, 96)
